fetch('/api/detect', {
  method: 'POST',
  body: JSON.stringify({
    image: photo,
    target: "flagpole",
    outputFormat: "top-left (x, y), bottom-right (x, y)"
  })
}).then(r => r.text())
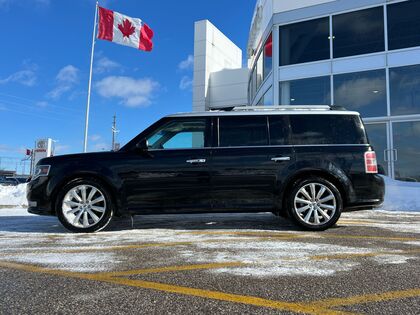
top-left (83, 0), bottom-right (99, 153)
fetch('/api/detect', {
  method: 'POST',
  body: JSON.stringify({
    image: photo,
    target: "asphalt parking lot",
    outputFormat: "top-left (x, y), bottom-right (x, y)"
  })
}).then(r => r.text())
top-left (0, 208), bottom-right (419, 315)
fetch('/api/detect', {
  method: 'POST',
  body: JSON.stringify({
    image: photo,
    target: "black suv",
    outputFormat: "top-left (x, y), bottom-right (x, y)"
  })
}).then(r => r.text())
top-left (27, 106), bottom-right (384, 232)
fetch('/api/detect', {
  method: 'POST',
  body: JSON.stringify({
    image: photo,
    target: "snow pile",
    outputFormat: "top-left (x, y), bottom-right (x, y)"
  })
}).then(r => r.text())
top-left (0, 184), bottom-right (27, 206)
top-left (381, 176), bottom-right (420, 212)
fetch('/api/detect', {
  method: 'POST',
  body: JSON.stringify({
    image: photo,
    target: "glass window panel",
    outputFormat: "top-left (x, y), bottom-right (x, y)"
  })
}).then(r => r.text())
top-left (388, 0), bottom-right (420, 50)
top-left (279, 76), bottom-right (331, 105)
top-left (289, 115), bottom-right (368, 145)
top-left (333, 69), bottom-right (387, 118)
top-left (269, 116), bottom-right (290, 145)
top-left (364, 123), bottom-right (388, 175)
top-left (147, 119), bottom-right (206, 150)
top-left (263, 33), bottom-right (272, 79)
top-left (390, 64), bottom-right (420, 116)
top-left (393, 121), bottom-right (420, 182)
top-left (219, 116), bottom-right (268, 147)
top-left (333, 7), bottom-right (384, 58)
top-left (263, 86), bottom-right (273, 106)
top-left (256, 52), bottom-right (263, 90)
top-left (251, 68), bottom-right (257, 101)
top-left (279, 17), bottom-right (330, 66)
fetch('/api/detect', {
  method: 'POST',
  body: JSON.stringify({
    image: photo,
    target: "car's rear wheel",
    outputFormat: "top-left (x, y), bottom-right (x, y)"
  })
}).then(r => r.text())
top-left (56, 179), bottom-right (114, 233)
top-left (287, 177), bottom-right (342, 231)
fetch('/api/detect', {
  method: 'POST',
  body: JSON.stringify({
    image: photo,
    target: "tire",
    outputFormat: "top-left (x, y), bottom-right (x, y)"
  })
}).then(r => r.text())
top-left (286, 177), bottom-right (342, 231)
top-left (56, 178), bottom-right (114, 233)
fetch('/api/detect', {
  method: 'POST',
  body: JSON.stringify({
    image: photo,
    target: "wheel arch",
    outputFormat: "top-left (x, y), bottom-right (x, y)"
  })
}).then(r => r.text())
top-left (279, 169), bottom-right (350, 216)
top-left (51, 172), bottom-right (123, 216)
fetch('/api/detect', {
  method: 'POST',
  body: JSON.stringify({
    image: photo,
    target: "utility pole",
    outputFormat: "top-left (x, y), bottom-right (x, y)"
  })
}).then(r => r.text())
top-left (111, 114), bottom-right (119, 151)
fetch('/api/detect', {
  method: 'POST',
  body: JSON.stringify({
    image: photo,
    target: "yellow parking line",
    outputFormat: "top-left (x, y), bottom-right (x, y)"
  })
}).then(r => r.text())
top-left (102, 276), bottom-right (354, 315)
top-left (309, 288), bottom-right (420, 309)
top-left (311, 249), bottom-right (420, 261)
top-left (97, 262), bottom-right (246, 277)
top-left (0, 260), bottom-right (352, 315)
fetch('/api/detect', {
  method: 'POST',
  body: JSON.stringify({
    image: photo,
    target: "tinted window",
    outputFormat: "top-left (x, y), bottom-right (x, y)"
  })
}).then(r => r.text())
top-left (263, 33), bottom-right (273, 79)
top-left (333, 69), bottom-right (387, 118)
top-left (219, 116), bottom-right (268, 147)
top-left (279, 17), bottom-right (330, 66)
top-left (269, 116), bottom-right (290, 145)
top-left (388, 0), bottom-right (420, 50)
top-left (390, 64), bottom-right (420, 115)
top-left (290, 115), bottom-right (367, 145)
top-left (147, 119), bottom-right (206, 150)
top-left (279, 76), bottom-right (331, 105)
top-left (333, 7), bottom-right (384, 58)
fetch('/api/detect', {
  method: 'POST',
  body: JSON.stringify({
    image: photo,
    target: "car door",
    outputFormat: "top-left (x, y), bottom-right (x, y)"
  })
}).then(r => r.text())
top-left (210, 115), bottom-right (295, 211)
top-left (121, 117), bottom-right (212, 213)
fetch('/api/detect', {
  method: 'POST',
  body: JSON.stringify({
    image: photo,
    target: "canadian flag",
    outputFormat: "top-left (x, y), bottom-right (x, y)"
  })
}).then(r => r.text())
top-left (97, 7), bottom-right (153, 52)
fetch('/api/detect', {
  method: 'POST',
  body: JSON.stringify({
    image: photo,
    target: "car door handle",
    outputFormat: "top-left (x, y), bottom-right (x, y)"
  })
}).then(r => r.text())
top-left (186, 159), bottom-right (206, 164)
top-left (271, 156), bottom-right (291, 162)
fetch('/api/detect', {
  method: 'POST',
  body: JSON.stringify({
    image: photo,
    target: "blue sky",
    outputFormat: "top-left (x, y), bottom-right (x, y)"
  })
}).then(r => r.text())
top-left (0, 0), bottom-right (254, 157)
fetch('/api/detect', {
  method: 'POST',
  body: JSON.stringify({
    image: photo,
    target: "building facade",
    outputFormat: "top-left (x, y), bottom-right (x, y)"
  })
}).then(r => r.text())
top-left (193, 0), bottom-right (420, 182)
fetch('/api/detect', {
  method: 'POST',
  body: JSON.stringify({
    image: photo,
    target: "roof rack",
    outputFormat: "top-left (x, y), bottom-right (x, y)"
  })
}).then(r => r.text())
top-left (211, 105), bottom-right (347, 112)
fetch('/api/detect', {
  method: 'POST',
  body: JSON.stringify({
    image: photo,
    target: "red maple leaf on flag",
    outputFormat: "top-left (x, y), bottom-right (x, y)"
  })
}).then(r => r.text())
top-left (118, 19), bottom-right (135, 38)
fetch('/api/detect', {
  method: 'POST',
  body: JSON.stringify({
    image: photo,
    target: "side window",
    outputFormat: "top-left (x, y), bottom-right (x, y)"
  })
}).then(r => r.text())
top-left (146, 119), bottom-right (206, 150)
top-left (269, 115), bottom-right (290, 145)
top-left (219, 116), bottom-right (268, 147)
top-left (289, 115), bottom-right (368, 145)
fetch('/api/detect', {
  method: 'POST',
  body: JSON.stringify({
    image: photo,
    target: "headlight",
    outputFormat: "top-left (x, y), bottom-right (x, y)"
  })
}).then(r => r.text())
top-left (32, 165), bottom-right (51, 180)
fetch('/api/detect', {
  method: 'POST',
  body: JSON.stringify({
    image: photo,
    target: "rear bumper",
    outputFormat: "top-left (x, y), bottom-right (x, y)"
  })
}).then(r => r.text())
top-left (346, 174), bottom-right (385, 211)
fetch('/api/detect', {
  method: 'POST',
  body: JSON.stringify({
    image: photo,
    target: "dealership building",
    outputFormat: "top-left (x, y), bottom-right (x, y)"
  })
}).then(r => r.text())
top-left (193, 0), bottom-right (420, 182)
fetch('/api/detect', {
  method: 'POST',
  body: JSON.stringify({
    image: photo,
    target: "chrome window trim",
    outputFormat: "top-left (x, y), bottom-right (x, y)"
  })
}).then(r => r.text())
top-left (146, 144), bottom-right (370, 152)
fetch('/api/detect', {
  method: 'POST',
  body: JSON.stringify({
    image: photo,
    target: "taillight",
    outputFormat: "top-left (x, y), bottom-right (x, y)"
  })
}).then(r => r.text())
top-left (364, 151), bottom-right (378, 174)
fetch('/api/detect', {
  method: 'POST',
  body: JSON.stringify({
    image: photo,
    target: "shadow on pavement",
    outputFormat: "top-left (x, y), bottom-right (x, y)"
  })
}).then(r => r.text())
top-left (0, 212), bottom-right (315, 234)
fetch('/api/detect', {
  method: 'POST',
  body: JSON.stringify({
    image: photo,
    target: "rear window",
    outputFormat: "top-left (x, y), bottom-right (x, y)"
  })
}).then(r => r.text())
top-left (289, 114), bottom-right (368, 145)
top-left (219, 116), bottom-right (268, 147)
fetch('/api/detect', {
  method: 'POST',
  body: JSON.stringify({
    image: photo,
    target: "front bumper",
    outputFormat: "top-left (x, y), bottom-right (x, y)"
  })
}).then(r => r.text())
top-left (26, 177), bottom-right (55, 216)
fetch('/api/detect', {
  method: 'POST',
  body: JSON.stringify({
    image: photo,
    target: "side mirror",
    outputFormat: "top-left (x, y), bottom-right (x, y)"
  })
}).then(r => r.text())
top-left (135, 138), bottom-right (149, 152)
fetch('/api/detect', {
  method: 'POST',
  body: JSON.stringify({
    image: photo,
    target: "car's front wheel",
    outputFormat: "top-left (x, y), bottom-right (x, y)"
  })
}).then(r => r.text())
top-left (287, 177), bottom-right (342, 231)
top-left (56, 179), bottom-right (114, 233)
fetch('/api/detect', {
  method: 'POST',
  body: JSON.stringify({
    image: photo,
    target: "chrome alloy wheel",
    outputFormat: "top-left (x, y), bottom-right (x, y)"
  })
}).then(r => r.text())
top-left (293, 183), bottom-right (336, 226)
top-left (62, 185), bottom-right (107, 228)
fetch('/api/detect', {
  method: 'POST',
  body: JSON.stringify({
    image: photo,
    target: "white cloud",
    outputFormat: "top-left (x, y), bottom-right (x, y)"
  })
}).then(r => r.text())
top-left (0, 70), bottom-right (36, 87)
top-left (54, 144), bottom-right (70, 154)
top-left (95, 56), bottom-right (121, 74)
top-left (89, 134), bottom-right (102, 142)
top-left (95, 76), bottom-right (159, 107)
top-left (0, 62), bottom-right (38, 87)
top-left (56, 65), bottom-right (79, 84)
top-left (178, 55), bottom-right (194, 70)
top-left (179, 76), bottom-right (193, 90)
top-left (335, 77), bottom-right (385, 109)
top-left (47, 65), bottom-right (79, 100)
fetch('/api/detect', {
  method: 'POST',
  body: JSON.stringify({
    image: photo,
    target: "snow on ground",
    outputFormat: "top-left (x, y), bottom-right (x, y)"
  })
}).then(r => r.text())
top-left (0, 184), bottom-right (27, 207)
top-left (380, 176), bottom-right (420, 212)
top-left (0, 207), bottom-right (419, 275)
